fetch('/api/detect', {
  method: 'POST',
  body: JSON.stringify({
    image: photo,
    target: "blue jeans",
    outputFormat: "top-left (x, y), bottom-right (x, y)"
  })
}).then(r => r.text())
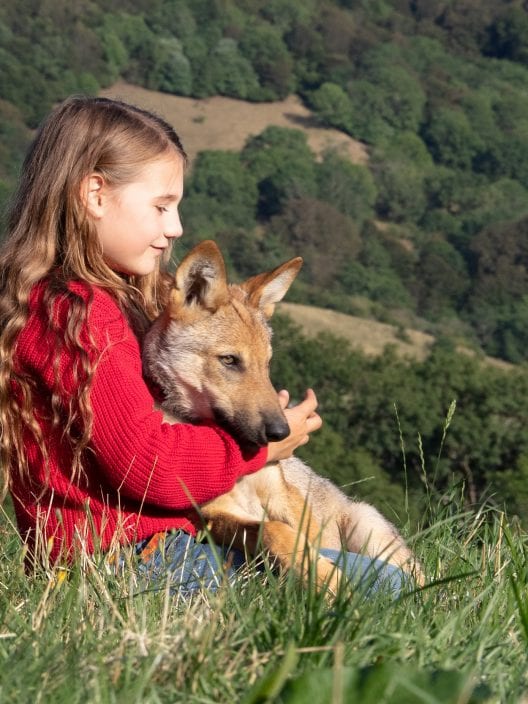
top-left (134, 530), bottom-right (410, 598)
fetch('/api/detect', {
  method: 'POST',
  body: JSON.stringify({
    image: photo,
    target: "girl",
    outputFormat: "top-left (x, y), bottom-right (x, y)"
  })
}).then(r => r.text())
top-left (0, 96), bottom-right (405, 595)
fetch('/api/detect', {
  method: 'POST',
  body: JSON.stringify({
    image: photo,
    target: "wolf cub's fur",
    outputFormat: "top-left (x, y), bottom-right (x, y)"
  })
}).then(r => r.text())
top-left (143, 241), bottom-right (423, 594)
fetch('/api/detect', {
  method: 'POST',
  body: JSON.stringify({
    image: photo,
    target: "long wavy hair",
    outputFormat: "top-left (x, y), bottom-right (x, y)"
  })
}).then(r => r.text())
top-left (0, 95), bottom-right (187, 496)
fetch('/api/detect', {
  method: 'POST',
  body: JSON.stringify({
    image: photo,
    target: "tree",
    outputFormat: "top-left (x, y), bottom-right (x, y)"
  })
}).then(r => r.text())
top-left (373, 158), bottom-right (427, 223)
top-left (491, 454), bottom-right (528, 522)
top-left (145, 0), bottom-right (197, 42)
top-left (147, 37), bottom-right (192, 95)
top-left (182, 150), bottom-right (258, 232)
top-left (421, 107), bottom-right (482, 170)
top-left (241, 127), bottom-right (317, 217)
top-left (339, 229), bottom-right (413, 307)
top-left (103, 12), bottom-right (157, 87)
top-left (345, 80), bottom-right (395, 144)
top-left (317, 4), bottom-right (358, 63)
top-left (96, 23), bottom-right (129, 83)
top-left (422, 165), bottom-right (482, 220)
top-left (261, 0), bottom-right (318, 33)
top-left (465, 217), bottom-right (528, 360)
top-left (484, 8), bottom-right (528, 65)
top-left (308, 82), bottom-right (353, 133)
top-left (285, 17), bottom-right (326, 86)
top-left (207, 38), bottom-right (260, 100)
top-left (469, 218), bottom-right (528, 304)
top-left (355, 56), bottom-right (426, 133)
top-left (379, 131), bottom-right (433, 168)
top-left (0, 48), bottom-right (56, 126)
top-left (411, 237), bottom-right (470, 319)
top-left (316, 152), bottom-right (377, 225)
top-left (270, 197), bottom-right (361, 288)
top-left (239, 21), bottom-right (294, 99)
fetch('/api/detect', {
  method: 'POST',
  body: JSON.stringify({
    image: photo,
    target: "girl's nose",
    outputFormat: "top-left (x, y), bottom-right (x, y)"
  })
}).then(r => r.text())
top-left (164, 210), bottom-right (183, 239)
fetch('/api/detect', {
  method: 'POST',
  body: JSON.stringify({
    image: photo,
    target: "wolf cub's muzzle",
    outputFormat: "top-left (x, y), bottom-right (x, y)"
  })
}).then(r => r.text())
top-left (248, 413), bottom-right (290, 447)
top-left (213, 408), bottom-right (290, 449)
top-left (263, 416), bottom-right (290, 443)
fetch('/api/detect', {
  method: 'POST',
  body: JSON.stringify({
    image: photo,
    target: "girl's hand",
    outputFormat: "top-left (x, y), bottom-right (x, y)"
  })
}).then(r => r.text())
top-left (266, 388), bottom-right (322, 463)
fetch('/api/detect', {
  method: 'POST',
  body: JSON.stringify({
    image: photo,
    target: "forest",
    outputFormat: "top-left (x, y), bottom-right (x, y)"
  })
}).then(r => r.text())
top-left (1, 0), bottom-right (528, 524)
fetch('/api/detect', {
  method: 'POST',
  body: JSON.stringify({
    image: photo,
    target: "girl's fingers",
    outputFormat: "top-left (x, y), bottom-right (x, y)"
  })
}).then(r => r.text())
top-left (277, 389), bottom-right (290, 410)
top-left (306, 413), bottom-right (322, 433)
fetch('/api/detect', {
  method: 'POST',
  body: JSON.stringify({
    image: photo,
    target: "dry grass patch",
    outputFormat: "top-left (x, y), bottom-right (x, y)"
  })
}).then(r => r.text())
top-left (279, 302), bottom-right (514, 369)
top-left (279, 302), bottom-right (434, 360)
top-left (100, 82), bottom-right (369, 165)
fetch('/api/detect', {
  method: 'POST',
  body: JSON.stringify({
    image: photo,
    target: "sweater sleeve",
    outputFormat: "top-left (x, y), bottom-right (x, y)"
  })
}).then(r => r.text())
top-left (76, 288), bottom-right (268, 509)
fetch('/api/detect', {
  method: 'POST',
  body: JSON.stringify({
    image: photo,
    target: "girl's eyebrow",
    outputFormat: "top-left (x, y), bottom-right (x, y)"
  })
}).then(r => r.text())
top-left (154, 194), bottom-right (180, 202)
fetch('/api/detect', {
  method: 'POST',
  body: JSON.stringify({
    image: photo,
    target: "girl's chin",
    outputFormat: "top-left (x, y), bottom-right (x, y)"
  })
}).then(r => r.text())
top-left (103, 258), bottom-right (159, 277)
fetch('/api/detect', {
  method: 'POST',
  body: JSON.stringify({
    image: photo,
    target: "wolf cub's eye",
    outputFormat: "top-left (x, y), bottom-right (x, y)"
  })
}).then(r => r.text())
top-left (219, 354), bottom-right (239, 368)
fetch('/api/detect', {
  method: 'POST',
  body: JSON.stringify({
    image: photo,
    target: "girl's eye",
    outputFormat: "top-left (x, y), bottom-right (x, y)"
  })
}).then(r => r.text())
top-left (156, 205), bottom-right (168, 213)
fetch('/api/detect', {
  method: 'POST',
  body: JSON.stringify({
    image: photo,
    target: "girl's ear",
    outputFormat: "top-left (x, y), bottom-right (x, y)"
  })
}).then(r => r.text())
top-left (80, 174), bottom-right (106, 219)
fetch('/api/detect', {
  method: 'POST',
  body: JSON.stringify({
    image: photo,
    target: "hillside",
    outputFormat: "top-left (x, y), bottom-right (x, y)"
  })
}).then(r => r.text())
top-left (2, 1), bottom-right (528, 362)
top-left (279, 301), bottom-right (512, 370)
top-left (102, 82), bottom-right (511, 371)
top-left (100, 81), bottom-right (369, 165)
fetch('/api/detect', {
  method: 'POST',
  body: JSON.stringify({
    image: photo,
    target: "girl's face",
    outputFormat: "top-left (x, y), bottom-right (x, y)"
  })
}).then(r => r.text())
top-left (89, 153), bottom-right (184, 276)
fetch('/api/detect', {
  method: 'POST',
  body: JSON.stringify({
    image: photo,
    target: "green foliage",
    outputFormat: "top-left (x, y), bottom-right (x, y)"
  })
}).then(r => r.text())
top-left (410, 237), bottom-right (470, 319)
top-left (0, 100), bottom-right (31, 229)
top-left (378, 130), bottom-right (433, 168)
top-left (0, 100), bottom-right (31, 181)
top-left (485, 7), bottom-right (528, 64)
top-left (96, 18), bottom-right (129, 83)
top-left (308, 82), bottom-right (353, 132)
top-left (239, 20), bottom-right (295, 99)
top-left (356, 51), bottom-right (427, 134)
top-left (207, 38), bottom-right (260, 99)
top-left (182, 150), bottom-right (259, 232)
top-left (271, 198), bottom-right (361, 288)
top-left (467, 297), bottom-right (528, 365)
top-left (146, 37), bottom-right (193, 95)
top-left (469, 217), bottom-right (528, 306)
top-left (241, 127), bottom-right (317, 217)
top-left (339, 229), bottom-right (413, 307)
top-left (373, 157), bottom-right (427, 223)
top-left (271, 317), bottom-right (528, 520)
top-left (421, 107), bottom-right (483, 170)
top-left (0, 48), bottom-right (58, 126)
top-left (316, 152), bottom-right (377, 224)
top-left (493, 454), bottom-right (528, 519)
top-left (345, 80), bottom-right (396, 144)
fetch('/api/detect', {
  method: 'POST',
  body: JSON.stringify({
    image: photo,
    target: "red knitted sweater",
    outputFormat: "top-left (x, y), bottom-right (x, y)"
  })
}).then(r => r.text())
top-left (9, 281), bottom-right (268, 563)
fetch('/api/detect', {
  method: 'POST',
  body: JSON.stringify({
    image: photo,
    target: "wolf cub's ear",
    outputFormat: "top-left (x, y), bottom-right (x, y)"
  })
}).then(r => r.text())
top-left (168, 240), bottom-right (229, 320)
top-left (242, 257), bottom-right (303, 318)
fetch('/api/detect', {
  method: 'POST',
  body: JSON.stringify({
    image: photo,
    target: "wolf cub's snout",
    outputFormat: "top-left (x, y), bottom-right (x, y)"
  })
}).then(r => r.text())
top-left (262, 414), bottom-right (290, 443)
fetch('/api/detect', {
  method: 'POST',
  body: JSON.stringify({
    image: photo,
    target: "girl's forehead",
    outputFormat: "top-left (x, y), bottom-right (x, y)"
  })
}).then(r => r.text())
top-left (138, 154), bottom-right (184, 192)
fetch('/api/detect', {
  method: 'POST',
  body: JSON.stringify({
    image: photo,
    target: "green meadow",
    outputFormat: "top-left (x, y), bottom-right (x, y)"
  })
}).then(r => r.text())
top-left (1, 481), bottom-right (526, 703)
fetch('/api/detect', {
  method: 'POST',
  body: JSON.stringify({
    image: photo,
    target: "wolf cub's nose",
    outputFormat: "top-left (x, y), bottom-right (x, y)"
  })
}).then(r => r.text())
top-left (264, 418), bottom-right (290, 442)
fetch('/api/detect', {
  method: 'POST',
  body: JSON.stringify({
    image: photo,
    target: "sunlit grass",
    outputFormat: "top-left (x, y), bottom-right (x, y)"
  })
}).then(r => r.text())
top-left (1, 487), bottom-right (527, 703)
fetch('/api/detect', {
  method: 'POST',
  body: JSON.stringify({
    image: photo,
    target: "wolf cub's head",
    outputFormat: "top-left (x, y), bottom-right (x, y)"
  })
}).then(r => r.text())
top-left (143, 240), bottom-right (303, 451)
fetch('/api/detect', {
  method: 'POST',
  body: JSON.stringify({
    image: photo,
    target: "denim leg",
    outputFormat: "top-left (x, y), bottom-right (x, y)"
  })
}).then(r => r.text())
top-left (135, 531), bottom-right (248, 595)
top-left (319, 548), bottom-right (409, 597)
top-left (134, 531), bottom-right (410, 598)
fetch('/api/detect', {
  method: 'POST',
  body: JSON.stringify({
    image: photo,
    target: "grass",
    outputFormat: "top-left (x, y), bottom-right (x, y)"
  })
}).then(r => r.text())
top-left (1, 492), bottom-right (527, 704)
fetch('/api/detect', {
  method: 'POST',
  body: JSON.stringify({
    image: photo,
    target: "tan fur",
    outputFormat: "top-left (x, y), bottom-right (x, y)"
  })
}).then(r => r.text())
top-left (143, 241), bottom-right (423, 595)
